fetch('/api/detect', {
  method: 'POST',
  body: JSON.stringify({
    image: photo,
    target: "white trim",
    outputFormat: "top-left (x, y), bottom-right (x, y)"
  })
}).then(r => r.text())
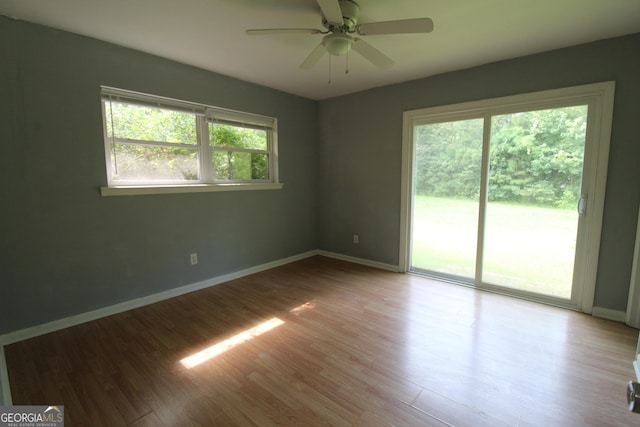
top-left (0, 346), bottom-right (11, 405)
top-left (0, 250), bottom-right (400, 347)
top-left (207, 108), bottom-right (275, 129)
top-left (102, 86), bottom-right (279, 188)
top-left (403, 82), bottom-right (615, 122)
top-left (591, 306), bottom-right (627, 323)
top-left (101, 87), bottom-right (276, 129)
top-left (400, 81), bottom-right (615, 313)
top-left (100, 182), bottom-right (284, 196)
top-left (0, 248), bottom-right (396, 407)
top-left (0, 248), bottom-right (624, 406)
top-left (626, 204), bottom-right (640, 328)
top-left (101, 86), bottom-right (207, 115)
top-left (317, 250), bottom-right (400, 272)
top-left (575, 81), bottom-right (615, 313)
top-left (475, 116), bottom-right (492, 285)
top-left (0, 250), bottom-right (312, 406)
top-left (0, 251), bottom-right (316, 346)
top-left (399, 112), bottom-right (414, 273)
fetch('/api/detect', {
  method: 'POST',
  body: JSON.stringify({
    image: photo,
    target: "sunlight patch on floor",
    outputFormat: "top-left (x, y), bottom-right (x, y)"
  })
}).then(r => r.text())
top-left (290, 301), bottom-right (316, 314)
top-left (180, 317), bottom-right (285, 368)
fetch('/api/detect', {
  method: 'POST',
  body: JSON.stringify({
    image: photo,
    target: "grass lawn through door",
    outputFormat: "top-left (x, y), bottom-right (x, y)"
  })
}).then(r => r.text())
top-left (412, 196), bottom-right (577, 298)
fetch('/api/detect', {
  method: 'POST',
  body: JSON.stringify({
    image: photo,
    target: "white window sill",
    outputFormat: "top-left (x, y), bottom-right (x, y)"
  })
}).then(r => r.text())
top-left (100, 182), bottom-right (284, 196)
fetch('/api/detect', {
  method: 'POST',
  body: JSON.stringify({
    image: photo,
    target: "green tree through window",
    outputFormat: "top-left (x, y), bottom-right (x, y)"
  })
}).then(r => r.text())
top-left (101, 87), bottom-right (277, 186)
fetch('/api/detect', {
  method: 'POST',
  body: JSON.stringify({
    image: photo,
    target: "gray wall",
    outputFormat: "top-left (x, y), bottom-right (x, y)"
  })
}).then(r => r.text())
top-left (2, 15), bottom-right (639, 335)
top-left (318, 33), bottom-right (640, 312)
top-left (0, 17), bottom-right (318, 334)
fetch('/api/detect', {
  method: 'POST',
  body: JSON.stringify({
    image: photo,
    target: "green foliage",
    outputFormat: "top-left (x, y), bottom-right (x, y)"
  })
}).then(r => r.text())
top-left (105, 101), bottom-right (199, 180)
top-left (414, 118), bottom-right (483, 199)
top-left (105, 102), bottom-right (197, 144)
top-left (105, 101), bottom-right (269, 181)
top-left (210, 124), bottom-right (268, 180)
top-left (414, 106), bottom-right (587, 208)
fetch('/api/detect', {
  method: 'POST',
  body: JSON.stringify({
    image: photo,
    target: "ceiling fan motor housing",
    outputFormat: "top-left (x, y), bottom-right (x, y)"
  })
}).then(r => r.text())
top-left (323, 33), bottom-right (354, 55)
top-left (248, 0), bottom-right (433, 70)
top-left (322, 0), bottom-right (360, 31)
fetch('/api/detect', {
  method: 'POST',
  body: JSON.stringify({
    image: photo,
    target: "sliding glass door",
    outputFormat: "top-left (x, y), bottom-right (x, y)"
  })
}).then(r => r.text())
top-left (481, 107), bottom-right (587, 298)
top-left (402, 83), bottom-right (614, 310)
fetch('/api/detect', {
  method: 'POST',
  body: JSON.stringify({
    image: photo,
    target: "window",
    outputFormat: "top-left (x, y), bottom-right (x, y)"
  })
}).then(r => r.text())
top-left (100, 87), bottom-right (280, 195)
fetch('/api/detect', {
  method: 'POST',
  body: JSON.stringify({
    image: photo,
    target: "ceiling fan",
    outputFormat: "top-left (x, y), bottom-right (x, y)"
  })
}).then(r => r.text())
top-left (246, 0), bottom-right (434, 70)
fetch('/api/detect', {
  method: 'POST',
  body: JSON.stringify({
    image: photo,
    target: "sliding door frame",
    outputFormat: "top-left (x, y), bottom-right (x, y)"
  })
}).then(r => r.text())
top-left (399, 81), bottom-right (615, 313)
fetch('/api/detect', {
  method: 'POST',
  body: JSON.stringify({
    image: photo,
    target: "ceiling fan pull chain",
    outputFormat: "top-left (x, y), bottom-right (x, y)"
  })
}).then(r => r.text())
top-left (247, 2), bottom-right (433, 81)
top-left (346, 51), bottom-right (350, 75)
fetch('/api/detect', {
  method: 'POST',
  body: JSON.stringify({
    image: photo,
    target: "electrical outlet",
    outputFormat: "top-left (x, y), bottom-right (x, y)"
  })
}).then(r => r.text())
top-left (353, 234), bottom-right (359, 244)
top-left (190, 253), bottom-right (198, 265)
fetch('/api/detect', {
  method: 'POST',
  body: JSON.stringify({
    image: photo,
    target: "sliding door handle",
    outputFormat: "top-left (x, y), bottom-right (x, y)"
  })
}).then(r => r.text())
top-left (578, 195), bottom-right (587, 216)
top-left (628, 381), bottom-right (640, 413)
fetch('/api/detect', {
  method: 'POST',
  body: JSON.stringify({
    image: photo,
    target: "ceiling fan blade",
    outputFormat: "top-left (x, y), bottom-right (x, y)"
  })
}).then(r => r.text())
top-left (300, 43), bottom-right (327, 69)
top-left (246, 28), bottom-right (323, 35)
top-left (317, 0), bottom-right (344, 26)
top-left (351, 38), bottom-right (394, 69)
top-left (356, 18), bottom-right (434, 36)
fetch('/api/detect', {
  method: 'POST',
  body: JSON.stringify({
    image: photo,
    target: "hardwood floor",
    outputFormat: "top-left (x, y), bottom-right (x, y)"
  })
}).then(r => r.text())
top-left (5, 256), bottom-right (639, 426)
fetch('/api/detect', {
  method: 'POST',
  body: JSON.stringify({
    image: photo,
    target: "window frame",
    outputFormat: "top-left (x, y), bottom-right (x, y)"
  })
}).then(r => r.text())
top-left (207, 120), bottom-right (273, 183)
top-left (399, 81), bottom-right (616, 314)
top-left (100, 86), bottom-right (281, 196)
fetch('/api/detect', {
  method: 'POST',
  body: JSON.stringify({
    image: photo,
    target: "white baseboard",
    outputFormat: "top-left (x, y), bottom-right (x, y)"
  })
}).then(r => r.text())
top-left (317, 250), bottom-right (400, 272)
top-left (0, 251), bottom-right (318, 347)
top-left (0, 249), bottom-right (398, 406)
top-left (592, 306), bottom-right (627, 323)
top-left (0, 250), bottom-right (397, 346)
top-left (0, 249), bottom-right (397, 405)
top-left (0, 250), bottom-right (317, 406)
top-left (0, 252), bottom-right (624, 347)
top-left (0, 250), bottom-right (626, 406)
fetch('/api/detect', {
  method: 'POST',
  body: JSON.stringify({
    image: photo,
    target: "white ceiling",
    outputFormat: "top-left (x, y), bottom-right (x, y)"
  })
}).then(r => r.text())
top-left (2, 0), bottom-right (640, 100)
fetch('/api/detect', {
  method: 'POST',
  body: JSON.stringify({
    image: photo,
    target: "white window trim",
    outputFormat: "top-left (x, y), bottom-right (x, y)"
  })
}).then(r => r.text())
top-left (100, 86), bottom-right (281, 195)
top-left (100, 182), bottom-right (284, 197)
top-left (400, 81), bottom-right (615, 314)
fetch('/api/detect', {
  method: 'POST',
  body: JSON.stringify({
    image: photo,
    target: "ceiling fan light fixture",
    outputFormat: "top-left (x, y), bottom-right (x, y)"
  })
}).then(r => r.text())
top-left (323, 33), bottom-right (353, 56)
top-left (247, 0), bottom-right (433, 70)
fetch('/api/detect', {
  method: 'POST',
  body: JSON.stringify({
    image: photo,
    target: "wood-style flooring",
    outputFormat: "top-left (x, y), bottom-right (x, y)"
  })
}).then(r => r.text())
top-left (5, 256), bottom-right (639, 426)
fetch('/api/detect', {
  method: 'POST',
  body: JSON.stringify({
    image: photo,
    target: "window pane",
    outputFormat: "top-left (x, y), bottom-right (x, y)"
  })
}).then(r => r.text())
top-left (111, 144), bottom-right (199, 181)
top-left (213, 151), bottom-right (268, 180)
top-left (209, 123), bottom-right (267, 150)
top-left (104, 101), bottom-right (197, 144)
top-left (482, 105), bottom-right (588, 298)
top-left (411, 118), bottom-right (483, 278)
top-left (101, 87), bottom-right (279, 187)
